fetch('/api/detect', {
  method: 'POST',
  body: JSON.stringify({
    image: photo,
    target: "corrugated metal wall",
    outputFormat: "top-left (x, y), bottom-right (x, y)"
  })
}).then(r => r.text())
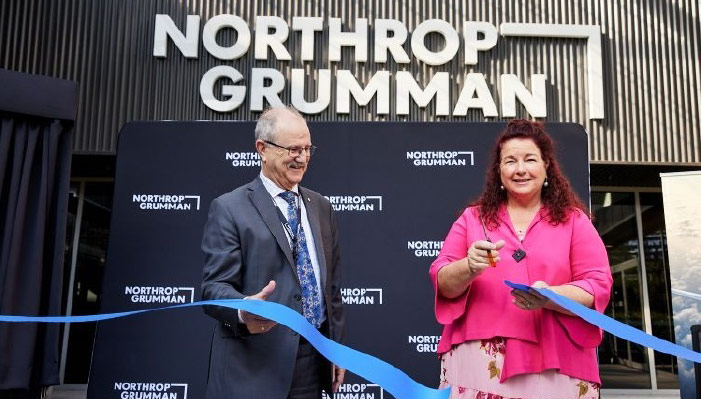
top-left (1, 0), bottom-right (699, 163)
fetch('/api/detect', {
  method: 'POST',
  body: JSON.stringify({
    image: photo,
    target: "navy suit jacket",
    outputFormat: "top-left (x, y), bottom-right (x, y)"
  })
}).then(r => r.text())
top-left (201, 177), bottom-right (344, 398)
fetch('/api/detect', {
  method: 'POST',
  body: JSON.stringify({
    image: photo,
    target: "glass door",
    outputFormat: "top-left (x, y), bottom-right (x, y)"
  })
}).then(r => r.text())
top-left (593, 191), bottom-right (651, 389)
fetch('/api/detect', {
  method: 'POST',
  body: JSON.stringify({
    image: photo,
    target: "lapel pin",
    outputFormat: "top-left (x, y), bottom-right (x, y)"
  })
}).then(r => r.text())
top-left (307, 197), bottom-right (311, 202)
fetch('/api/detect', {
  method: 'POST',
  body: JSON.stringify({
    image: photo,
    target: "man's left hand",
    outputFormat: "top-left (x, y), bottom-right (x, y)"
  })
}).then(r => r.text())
top-left (332, 365), bottom-right (346, 392)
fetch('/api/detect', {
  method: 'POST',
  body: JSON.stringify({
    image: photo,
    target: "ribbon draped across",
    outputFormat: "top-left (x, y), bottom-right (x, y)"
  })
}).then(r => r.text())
top-left (2, 283), bottom-right (701, 399)
top-left (0, 299), bottom-right (450, 399)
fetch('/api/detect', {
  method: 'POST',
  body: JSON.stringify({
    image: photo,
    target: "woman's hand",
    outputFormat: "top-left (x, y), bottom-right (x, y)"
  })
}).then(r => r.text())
top-left (436, 239), bottom-right (504, 298)
top-left (466, 239), bottom-right (505, 275)
top-left (511, 280), bottom-right (550, 311)
top-left (512, 282), bottom-right (594, 314)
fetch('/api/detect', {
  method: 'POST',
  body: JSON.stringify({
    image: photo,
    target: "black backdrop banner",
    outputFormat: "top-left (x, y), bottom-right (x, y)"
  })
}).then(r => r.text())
top-left (87, 122), bottom-right (590, 399)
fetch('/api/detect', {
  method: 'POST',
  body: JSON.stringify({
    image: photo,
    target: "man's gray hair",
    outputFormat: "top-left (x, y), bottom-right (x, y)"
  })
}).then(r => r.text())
top-left (254, 105), bottom-right (304, 142)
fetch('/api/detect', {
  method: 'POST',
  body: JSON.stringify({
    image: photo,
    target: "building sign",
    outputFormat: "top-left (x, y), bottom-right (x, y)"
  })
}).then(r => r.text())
top-left (153, 16), bottom-right (604, 119)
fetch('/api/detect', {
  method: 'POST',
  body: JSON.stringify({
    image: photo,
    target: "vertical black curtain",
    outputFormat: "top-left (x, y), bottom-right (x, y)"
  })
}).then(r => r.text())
top-left (0, 115), bottom-right (73, 395)
top-left (0, 70), bottom-right (76, 398)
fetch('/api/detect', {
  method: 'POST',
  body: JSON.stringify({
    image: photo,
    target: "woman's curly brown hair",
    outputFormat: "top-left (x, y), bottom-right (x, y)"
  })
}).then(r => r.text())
top-left (471, 119), bottom-right (590, 228)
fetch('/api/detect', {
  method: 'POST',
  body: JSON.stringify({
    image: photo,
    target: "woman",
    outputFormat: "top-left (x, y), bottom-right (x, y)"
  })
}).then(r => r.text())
top-left (429, 119), bottom-right (612, 399)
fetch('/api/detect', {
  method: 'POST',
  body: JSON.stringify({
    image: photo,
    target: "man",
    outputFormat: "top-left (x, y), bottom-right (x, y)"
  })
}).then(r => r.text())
top-left (201, 106), bottom-right (345, 399)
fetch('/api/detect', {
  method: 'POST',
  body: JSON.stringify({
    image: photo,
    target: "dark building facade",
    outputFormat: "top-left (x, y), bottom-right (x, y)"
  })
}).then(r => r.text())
top-left (1, 0), bottom-right (700, 397)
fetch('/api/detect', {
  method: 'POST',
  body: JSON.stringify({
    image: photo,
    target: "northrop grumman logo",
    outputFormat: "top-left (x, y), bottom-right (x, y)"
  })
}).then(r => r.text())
top-left (408, 241), bottom-right (444, 257)
top-left (113, 382), bottom-right (188, 399)
top-left (407, 151), bottom-right (474, 166)
top-left (225, 151), bottom-right (260, 167)
top-left (323, 383), bottom-right (384, 399)
top-left (325, 196), bottom-right (383, 212)
top-left (132, 194), bottom-right (200, 211)
top-left (124, 286), bottom-right (195, 304)
top-left (341, 288), bottom-right (383, 305)
top-left (408, 335), bottom-right (441, 353)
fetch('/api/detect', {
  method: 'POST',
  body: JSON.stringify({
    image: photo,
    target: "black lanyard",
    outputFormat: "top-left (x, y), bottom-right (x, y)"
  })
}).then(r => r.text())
top-left (274, 194), bottom-right (302, 252)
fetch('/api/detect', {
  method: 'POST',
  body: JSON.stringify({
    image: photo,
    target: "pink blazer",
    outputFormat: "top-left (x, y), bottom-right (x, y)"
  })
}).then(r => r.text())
top-left (429, 206), bottom-right (612, 384)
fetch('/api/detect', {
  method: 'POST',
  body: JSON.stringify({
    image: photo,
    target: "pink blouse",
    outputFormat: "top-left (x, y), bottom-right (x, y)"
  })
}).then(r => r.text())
top-left (429, 205), bottom-right (613, 384)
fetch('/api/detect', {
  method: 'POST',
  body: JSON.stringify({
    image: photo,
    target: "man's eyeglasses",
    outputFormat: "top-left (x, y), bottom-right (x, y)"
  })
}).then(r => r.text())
top-left (263, 140), bottom-right (317, 157)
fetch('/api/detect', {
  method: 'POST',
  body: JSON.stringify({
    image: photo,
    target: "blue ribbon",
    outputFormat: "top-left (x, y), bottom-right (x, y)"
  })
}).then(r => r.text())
top-left (5, 282), bottom-right (700, 397)
top-left (505, 280), bottom-right (701, 363)
top-left (0, 299), bottom-right (450, 399)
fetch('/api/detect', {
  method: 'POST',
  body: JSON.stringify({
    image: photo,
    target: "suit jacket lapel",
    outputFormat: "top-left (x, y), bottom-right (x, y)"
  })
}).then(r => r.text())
top-left (247, 178), bottom-right (298, 283)
top-left (300, 187), bottom-right (328, 289)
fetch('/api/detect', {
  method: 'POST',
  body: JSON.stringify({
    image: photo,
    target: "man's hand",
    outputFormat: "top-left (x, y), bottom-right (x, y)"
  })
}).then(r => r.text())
top-left (332, 365), bottom-right (346, 392)
top-left (241, 280), bottom-right (278, 334)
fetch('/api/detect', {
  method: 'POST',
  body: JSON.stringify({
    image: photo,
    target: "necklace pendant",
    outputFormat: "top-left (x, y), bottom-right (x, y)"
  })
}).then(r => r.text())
top-left (512, 249), bottom-right (527, 262)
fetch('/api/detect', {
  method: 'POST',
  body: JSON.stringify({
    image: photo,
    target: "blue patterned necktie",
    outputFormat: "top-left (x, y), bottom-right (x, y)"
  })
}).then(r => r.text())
top-left (279, 191), bottom-right (323, 328)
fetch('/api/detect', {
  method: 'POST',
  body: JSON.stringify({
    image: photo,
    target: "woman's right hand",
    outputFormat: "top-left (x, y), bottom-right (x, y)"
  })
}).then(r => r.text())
top-left (466, 240), bottom-right (505, 275)
top-left (436, 239), bottom-right (506, 298)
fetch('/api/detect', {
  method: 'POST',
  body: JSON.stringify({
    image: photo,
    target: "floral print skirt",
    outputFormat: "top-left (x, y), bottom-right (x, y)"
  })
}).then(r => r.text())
top-left (439, 337), bottom-right (600, 399)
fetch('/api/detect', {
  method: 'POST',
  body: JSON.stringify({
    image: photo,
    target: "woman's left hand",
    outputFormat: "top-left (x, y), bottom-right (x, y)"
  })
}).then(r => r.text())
top-left (511, 280), bottom-right (550, 311)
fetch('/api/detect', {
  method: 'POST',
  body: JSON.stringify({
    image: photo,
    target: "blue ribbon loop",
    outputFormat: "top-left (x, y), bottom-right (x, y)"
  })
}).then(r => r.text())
top-left (505, 280), bottom-right (701, 363)
top-left (0, 299), bottom-right (450, 399)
